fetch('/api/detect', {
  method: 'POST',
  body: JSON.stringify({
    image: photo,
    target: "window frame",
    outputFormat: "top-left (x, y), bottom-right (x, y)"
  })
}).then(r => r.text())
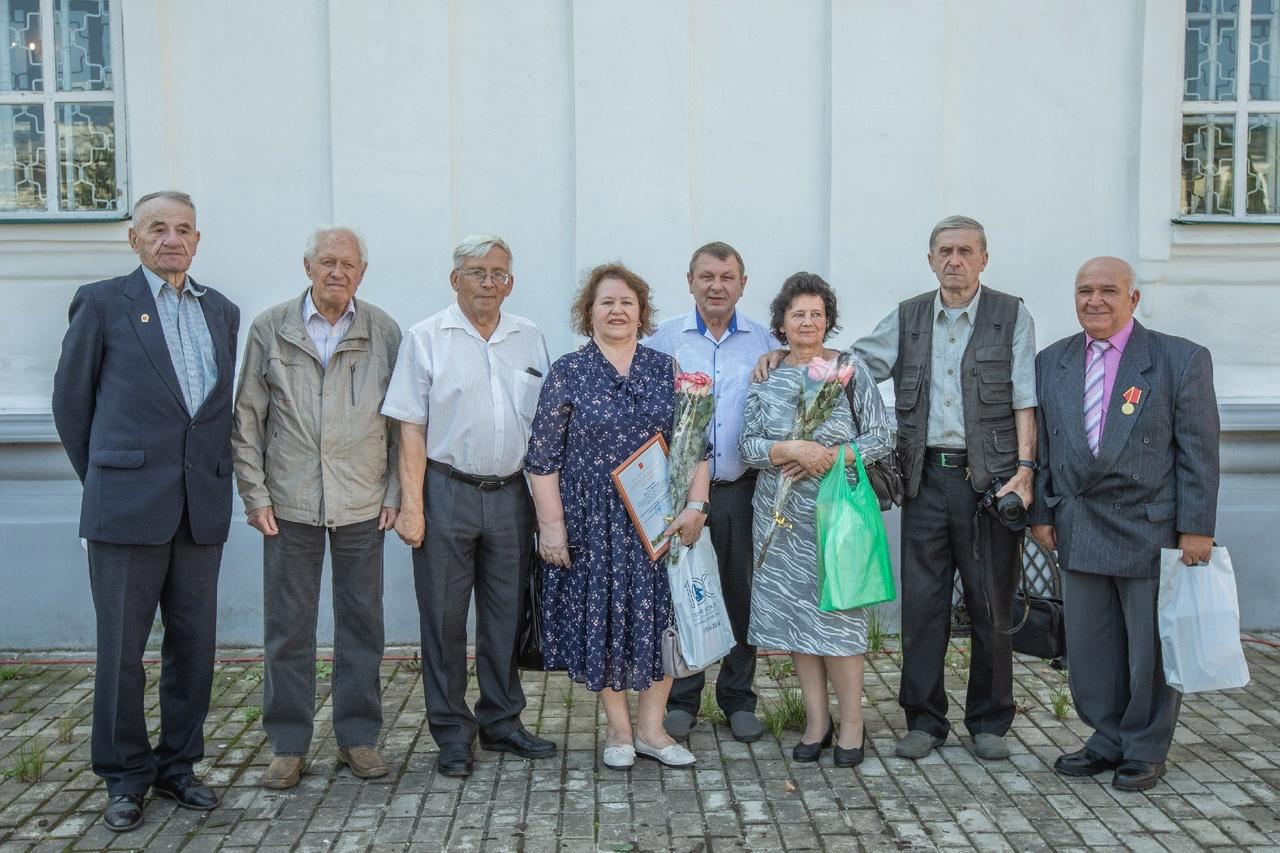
top-left (0, 0), bottom-right (129, 222)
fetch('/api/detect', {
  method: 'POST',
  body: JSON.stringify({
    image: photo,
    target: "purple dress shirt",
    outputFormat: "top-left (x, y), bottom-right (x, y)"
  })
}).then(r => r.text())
top-left (1084, 317), bottom-right (1135, 435)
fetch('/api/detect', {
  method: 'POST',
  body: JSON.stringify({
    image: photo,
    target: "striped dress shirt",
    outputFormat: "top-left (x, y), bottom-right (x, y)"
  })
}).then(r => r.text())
top-left (644, 309), bottom-right (780, 482)
top-left (302, 288), bottom-right (356, 368)
top-left (143, 265), bottom-right (218, 415)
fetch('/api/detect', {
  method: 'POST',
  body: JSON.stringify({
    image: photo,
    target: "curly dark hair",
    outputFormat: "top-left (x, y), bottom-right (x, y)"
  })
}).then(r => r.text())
top-left (569, 262), bottom-right (657, 338)
top-left (768, 271), bottom-right (840, 344)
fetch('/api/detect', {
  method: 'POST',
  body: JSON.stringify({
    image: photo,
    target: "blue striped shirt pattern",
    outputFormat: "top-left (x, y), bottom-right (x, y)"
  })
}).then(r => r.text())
top-left (143, 265), bottom-right (219, 416)
top-left (644, 309), bottom-right (780, 482)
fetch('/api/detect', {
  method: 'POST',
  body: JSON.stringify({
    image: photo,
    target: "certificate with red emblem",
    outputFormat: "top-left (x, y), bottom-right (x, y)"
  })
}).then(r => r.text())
top-left (611, 433), bottom-right (673, 561)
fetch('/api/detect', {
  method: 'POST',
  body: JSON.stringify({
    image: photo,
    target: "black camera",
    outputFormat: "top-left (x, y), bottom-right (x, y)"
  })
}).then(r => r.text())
top-left (980, 478), bottom-right (1027, 531)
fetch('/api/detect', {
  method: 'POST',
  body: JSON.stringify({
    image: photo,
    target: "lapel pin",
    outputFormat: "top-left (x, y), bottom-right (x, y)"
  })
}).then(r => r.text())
top-left (1121, 386), bottom-right (1141, 415)
top-left (140, 313), bottom-right (150, 323)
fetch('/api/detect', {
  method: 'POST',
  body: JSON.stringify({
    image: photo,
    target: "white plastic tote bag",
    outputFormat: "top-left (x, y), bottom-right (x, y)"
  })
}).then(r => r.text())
top-left (666, 536), bottom-right (735, 671)
top-left (1158, 546), bottom-right (1250, 694)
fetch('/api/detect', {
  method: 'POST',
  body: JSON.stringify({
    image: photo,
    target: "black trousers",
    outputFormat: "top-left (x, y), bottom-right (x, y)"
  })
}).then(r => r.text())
top-left (413, 468), bottom-right (532, 744)
top-left (898, 462), bottom-right (1018, 739)
top-left (667, 474), bottom-right (758, 717)
top-left (86, 507), bottom-right (222, 796)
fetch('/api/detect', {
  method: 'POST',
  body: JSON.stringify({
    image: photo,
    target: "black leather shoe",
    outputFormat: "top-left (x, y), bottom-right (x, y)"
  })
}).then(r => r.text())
top-left (103, 794), bottom-right (144, 832)
top-left (437, 742), bottom-right (474, 777)
top-left (833, 729), bottom-right (865, 768)
top-left (1113, 760), bottom-right (1166, 792)
top-left (151, 774), bottom-right (218, 810)
top-left (480, 727), bottom-right (556, 759)
top-left (791, 719), bottom-right (835, 763)
top-left (1054, 747), bottom-right (1120, 777)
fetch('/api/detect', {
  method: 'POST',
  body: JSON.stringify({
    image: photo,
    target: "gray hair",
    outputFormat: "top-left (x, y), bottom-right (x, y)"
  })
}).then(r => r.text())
top-left (453, 234), bottom-right (513, 270)
top-left (929, 215), bottom-right (987, 252)
top-left (304, 226), bottom-right (368, 265)
top-left (133, 190), bottom-right (196, 219)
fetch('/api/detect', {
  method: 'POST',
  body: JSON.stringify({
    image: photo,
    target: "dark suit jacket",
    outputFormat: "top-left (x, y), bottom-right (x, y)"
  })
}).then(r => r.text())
top-left (1030, 321), bottom-right (1219, 578)
top-left (52, 266), bottom-right (241, 545)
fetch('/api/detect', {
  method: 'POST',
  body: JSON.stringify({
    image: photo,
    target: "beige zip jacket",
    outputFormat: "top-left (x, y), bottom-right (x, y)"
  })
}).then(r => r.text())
top-left (233, 290), bottom-right (401, 527)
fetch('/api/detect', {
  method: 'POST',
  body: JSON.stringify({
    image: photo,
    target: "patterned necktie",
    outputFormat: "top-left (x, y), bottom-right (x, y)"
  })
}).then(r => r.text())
top-left (1083, 340), bottom-right (1111, 457)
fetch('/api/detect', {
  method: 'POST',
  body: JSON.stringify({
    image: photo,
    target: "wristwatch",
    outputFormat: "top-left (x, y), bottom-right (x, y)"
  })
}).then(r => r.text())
top-left (685, 500), bottom-right (710, 515)
top-left (1017, 459), bottom-right (1038, 471)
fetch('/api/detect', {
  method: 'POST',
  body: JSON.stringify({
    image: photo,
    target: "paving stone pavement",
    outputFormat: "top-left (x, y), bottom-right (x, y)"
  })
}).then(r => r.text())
top-left (0, 636), bottom-right (1277, 852)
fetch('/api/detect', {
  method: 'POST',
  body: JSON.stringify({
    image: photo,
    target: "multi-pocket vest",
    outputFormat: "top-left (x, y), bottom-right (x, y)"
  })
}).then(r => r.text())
top-left (891, 286), bottom-right (1021, 497)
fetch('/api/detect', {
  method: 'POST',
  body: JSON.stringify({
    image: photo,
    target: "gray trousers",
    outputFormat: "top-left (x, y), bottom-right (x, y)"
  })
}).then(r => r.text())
top-left (262, 517), bottom-right (385, 756)
top-left (1062, 568), bottom-right (1181, 763)
top-left (413, 468), bottom-right (532, 744)
top-left (87, 508), bottom-right (221, 796)
top-left (668, 473), bottom-right (758, 716)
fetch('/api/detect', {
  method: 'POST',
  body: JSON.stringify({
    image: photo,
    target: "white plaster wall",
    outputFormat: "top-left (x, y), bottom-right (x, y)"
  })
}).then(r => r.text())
top-left (1, 0), bottom-right (1278, 644)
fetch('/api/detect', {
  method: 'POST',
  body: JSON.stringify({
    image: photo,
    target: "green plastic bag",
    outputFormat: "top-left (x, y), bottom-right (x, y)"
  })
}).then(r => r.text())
top-left (816, 444), bottom-right (896, 612)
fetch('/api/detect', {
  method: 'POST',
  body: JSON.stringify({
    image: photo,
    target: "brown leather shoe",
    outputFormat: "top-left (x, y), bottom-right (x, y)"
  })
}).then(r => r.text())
top-left (337, 746), bottom-right (389, 779)
top-left (262, 756), bottom-right (304, 789)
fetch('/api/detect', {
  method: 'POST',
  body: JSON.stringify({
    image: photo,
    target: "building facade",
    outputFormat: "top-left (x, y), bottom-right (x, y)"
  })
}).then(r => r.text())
top-left (1, 0), bottom-right (1276, 646)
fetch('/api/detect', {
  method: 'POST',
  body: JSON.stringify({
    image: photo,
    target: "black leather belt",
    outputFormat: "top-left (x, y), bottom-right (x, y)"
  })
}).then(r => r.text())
top-left (712, 470), bottom-right (758, 487)
top-left (428, 460), bottom-right (523, 491)
top-left (925, 447), bottom-right (968, 468)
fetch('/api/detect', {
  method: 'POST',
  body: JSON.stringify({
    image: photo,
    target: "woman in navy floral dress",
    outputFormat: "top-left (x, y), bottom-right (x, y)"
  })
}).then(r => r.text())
top-left (527, 263), bottom-right (710, 770)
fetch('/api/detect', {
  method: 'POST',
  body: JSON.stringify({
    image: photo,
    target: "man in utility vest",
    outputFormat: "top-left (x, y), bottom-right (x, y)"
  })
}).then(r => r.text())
top-left (854, 215), bottom-right (1038, 762)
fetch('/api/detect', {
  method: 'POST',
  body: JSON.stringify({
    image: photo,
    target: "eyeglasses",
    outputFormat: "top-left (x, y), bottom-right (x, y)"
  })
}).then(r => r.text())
top-left (460, 269), bottom-right (512, 286)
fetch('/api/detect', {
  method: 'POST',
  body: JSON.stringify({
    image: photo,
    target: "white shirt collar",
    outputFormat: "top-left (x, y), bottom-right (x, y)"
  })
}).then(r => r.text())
top-left (303, 288), bottom-right (355, 325)
top-left (442, 301), bottom-right (518, 343)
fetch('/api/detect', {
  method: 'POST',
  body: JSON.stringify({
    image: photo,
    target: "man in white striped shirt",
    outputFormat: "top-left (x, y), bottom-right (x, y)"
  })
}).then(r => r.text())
top-left (382, 235), bottom-right (555, 778)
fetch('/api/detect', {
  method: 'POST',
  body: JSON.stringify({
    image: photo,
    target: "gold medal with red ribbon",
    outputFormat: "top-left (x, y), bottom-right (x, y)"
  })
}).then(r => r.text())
top-left (1121, 386), bottom-right (1141, 415)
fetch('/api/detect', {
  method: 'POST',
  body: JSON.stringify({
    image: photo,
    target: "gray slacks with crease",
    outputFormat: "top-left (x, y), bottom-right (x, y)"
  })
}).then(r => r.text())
top-left (262, 517), bottom-right (385, 756)
top-left (1062, 568), bottom-right (1181, 763)
top-left (414, 467), bottom-right (532, 745)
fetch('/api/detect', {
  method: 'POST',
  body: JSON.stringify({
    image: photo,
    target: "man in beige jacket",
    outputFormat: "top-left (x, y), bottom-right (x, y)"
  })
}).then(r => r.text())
top-left (233, 226), bottom-right (401, 789)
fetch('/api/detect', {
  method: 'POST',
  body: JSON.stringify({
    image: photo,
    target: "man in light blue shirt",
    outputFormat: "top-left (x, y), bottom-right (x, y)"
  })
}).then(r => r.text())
top-left (645, 241), bottom-right (780, 743)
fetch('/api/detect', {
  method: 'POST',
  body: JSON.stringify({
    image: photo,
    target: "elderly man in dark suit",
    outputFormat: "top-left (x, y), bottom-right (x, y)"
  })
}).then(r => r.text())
top-left (53, 191), bottom-right (240, 831)
top-left (1030, 256), bottom-right (1219, 792)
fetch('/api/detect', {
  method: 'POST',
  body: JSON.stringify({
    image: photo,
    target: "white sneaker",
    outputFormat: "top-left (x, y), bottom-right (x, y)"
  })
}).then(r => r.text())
top-left (634, 736), bottom-right (696, 767)
top-left (602, 743), bottom-right (636, 770)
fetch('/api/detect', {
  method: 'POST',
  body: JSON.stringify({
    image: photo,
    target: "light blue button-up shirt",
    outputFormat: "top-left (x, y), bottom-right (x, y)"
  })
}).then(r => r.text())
top-left (144, 265), bottom-right (218, 415)
top-left (645, 309), bottom-right (781, 481)
top-left (303, 289), bottom-right (356, 369)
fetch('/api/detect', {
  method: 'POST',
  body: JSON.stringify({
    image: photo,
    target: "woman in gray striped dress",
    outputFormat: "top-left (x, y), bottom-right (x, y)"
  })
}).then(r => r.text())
top-left (739, 272), bottom-right (892, 767)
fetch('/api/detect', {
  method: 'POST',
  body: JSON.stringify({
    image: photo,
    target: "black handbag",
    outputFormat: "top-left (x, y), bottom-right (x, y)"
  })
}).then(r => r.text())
top-left (1008, 535), bottom-right (1066, 666)
top-left (516, 542), bottom-right (546, 671)
top-left (842, 355), bottom-right (904, 511)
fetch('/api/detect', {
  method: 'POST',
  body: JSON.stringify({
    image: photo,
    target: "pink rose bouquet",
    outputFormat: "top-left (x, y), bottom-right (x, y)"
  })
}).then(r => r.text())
top-left (662, 371), bottom-right (715, 561)
top-left (754, 355), bottom-right (854, 569)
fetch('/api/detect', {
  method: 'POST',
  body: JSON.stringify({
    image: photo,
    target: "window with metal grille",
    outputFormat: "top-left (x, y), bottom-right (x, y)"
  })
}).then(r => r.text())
top-left (0, 0), bottom-right (126, 220)
top-left (1181, 0), bottom-right (1280, 220)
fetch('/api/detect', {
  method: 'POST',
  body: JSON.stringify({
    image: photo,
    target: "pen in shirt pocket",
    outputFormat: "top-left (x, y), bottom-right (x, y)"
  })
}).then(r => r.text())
top-left (525, 367), bottom-right (543, 378)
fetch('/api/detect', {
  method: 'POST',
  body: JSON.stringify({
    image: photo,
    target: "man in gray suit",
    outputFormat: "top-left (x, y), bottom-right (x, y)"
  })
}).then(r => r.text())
top-left (1030, 256), bottom-right (1219, 792)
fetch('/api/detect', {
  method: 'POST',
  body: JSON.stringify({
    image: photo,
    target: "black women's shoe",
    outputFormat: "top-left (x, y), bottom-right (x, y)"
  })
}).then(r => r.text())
top-left (791, 719), bottom-right (835, 763)
top-left (833, 729), bottom-right (865, 767)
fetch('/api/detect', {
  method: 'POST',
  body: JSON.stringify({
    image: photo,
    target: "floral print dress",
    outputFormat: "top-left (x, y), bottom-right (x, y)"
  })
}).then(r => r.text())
top-left (525, 340), bottom-right (676, 692)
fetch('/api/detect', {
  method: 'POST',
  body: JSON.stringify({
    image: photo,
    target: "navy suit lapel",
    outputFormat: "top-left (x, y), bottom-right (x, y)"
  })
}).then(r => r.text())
top-left (1082, 322), bottom-right (1153, 491)
top-left (193, 277), bottom-right (231, 420)
top-left (122, 267), bottom-right (187, 412)
top-left (1055, 333), bottom-right (1091, 461)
